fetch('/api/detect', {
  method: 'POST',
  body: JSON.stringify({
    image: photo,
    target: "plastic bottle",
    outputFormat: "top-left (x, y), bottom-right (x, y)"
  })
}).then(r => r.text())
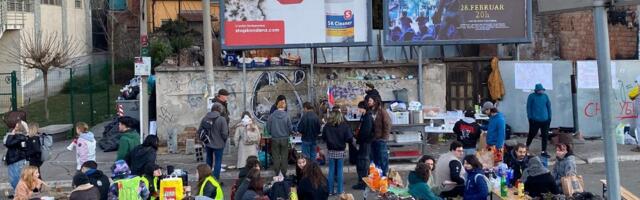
top-left (325, 0), bottom-right (355, 43)
top-left (500, 175), bottom-right (507, 197)
top-left (518, 181), bottom-right (525, 199)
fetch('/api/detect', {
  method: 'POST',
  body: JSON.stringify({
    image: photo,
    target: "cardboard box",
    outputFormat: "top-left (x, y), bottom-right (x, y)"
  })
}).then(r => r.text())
top-left (391, 111), bottom-right (410, 125)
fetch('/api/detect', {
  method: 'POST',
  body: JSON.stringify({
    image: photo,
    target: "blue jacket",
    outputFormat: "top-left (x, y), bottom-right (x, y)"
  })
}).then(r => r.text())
top-left (407, 171), bottom-right (441, 200)
top-left (464, 169), bottom-right (489, 200)
top-left (527, 93), bottom-right (552, 122)
top-left (483, 112), bottom-right (506, 148)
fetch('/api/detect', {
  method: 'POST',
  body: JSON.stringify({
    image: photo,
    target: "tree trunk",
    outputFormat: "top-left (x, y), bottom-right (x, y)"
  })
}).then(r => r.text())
top-left (43, 71), bottom-right (49, 120)
top-left (110, 13), bottom-right (116, 85)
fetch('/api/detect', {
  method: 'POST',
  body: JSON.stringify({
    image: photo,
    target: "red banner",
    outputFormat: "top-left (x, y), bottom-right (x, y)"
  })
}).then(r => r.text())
top-left (224, 21), bottom-right (285, 46)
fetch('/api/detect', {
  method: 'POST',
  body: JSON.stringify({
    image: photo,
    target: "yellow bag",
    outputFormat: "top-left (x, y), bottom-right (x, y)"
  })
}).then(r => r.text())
top-left (629, 86), bottom-right (640, 100)
top-left (159, 176), bottom-right (184, 200)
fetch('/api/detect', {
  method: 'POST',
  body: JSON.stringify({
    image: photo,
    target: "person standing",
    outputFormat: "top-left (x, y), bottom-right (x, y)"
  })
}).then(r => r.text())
top-left (234, 112), bottom-right (261, 168)
top-left (551, 143), bottom-right (577, 191)
top-left (434, 141), bottom-right (466, 198)
top-left (124, 135), bottom-right (158, 176)
top-left (452, 110), bottom-right (481, 156)
top-left (116, 116), bottom-right (141, 161)
top-left (141, 164), bottom-right (163, 200)
top-left (70, 172), bottom-right (101, 200)
top-left (322, 107), bottom-right (354, 195)
top-left (522, 156), bottom-right (560, 198)
top-left (197, 103), bottom-right (229, 180)
top-left (212, 89), bottom-right (230, 124)
top-left (352, 101), bottom-right (374, 190)
top-left (481, 102), bottom-right (506, 165)
top-left (270, 95), bottom-right (288, 114)
top-left (298, 102), bottom-right (321, 160)
top-left (267, 99), bottom-right (293, 176)
top-left (71, 122), bottom-right (97, 171)
top-left (526, 84), bottom-right (552, 156)
top-left (462, 155), bottom-right (489, 200)
top-left (25, 123), bottom-right (43, 172)
top-left (4, 121), bottom-right (29, 189)
top-left (369, 95), bottom-right (392, 176)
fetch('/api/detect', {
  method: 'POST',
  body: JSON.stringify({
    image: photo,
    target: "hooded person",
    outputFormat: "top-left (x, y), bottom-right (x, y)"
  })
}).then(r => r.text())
top-left (526, 83), bottom-right (552, 156)
top-left (81, 161), bottom-right (111, 200)
top-left (124, 135), bottom-right (159, 176)
top-left (522, 156), bottom-right (559, 198)
top-left (108, 160), bottom-right (149, 200)
top-left (197, 102), bottom-right (229, 180)
top-left (72, 122), bottom-right (97, 171)
top-left (70, 172), bottom-right (101, 200)
top-left (453, 109), bottom-right (481, 156)
top-left (116, 116), bottom-right (141, 161)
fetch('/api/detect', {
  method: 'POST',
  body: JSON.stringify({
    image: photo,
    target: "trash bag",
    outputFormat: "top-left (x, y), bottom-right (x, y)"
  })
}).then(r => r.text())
top-left (98, 118), bottom-right (122, 152)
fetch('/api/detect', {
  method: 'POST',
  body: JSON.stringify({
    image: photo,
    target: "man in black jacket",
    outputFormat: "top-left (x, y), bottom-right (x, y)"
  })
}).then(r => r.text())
top-left (81, 161), bottom-right (111, 200)
top-left (211, 89), bottom-right (230, 124)
top-left (453, 109), bottom-right (481, 156)
top-left (352, 101), bottom-right (374, 190)
top-left (297, 102), bottom-right (321, 160)
top-left (504, 143), bottom-right (532, 185)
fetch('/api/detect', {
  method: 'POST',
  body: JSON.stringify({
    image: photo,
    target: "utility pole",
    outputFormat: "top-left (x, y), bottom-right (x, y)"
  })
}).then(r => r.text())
top-left (593, 1), bottom-right (621, 200)
top-left (62, 0), bottom-right (68, 48)
top-left (203, 0), bottom-right (214, 96)
top-left (34, 0), bottom-right (41, 40)
top-left (139, 0), bottom-right (149, 143)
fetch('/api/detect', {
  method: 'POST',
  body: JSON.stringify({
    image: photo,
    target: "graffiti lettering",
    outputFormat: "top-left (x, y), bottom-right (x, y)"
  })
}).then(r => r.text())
top-left (583, 100), bottom-right (637, 119)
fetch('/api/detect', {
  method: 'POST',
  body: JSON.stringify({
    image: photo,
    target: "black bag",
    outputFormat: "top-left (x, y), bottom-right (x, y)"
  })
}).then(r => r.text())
top-left (99, 118), bottom-right (122, 152)
top-left (348, 143), bottom-right (358, 165)
top-left (268, 181), bottom-right (291, 200)
top-left (288, 148), bottom-right (298, 165)
top-left (198, 117), bottom-right (217, 144)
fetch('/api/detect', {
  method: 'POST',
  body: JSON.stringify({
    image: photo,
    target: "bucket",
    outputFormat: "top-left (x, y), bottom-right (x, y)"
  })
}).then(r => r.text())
top-left (410, 111), bottom-right (423, 124)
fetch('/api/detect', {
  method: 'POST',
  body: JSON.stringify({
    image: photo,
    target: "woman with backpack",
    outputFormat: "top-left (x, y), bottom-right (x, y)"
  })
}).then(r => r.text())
top-left (234, 111), bottom-right (261, 168)
top-left (25, 123), bottom-right (42, 172)
top-left (4, 121), bottom-right (29, 189)
top-left (463, 155), bottom-right (489, 200)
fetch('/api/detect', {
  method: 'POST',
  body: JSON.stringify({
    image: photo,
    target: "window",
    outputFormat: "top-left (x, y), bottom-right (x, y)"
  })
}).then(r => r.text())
top-left (75, 0), bottom-right (81, 8)
top-left (41, 0), bottom-right (60, 6)
top-left (8, 0), bottom-right (33, 12)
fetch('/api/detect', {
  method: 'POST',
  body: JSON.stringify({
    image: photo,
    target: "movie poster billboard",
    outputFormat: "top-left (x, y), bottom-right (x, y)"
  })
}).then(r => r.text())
top-left (384, 0), bottom-right (532, 45)
top-left (221, 0), bottom-right (371, 49)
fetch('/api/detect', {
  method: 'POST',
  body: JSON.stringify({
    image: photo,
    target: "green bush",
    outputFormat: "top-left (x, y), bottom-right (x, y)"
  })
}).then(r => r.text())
top-left (150, 39), bottom-right (173, 68)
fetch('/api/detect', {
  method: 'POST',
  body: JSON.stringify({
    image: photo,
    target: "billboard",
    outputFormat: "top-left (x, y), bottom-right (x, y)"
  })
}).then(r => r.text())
top-left (384, 0), bottom-right (532, 45)
top-left (220, 0), bottom-right (371, 49)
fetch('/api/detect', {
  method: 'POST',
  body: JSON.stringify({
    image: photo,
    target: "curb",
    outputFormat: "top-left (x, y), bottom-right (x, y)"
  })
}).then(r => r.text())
top-left (584, 155), bottom-right (640, 164)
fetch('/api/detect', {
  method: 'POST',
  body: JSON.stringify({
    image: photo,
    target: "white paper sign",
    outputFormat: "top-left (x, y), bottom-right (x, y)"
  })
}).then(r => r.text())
top-left (134, 57), bottom-right (151, 76)
top-left (576, 61), bottom-right (618, 89)
top-left (515, 63), bottom-right (553, 90)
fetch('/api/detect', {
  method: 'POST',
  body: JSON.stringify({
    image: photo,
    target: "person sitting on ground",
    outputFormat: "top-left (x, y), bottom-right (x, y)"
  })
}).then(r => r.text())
top-left (522, 156), bottom-right (560, 198)
top-left (108, 160), bottom-right (149, 200)
top-left (504, 143), bottom-right (532, 185)
top-left (125, 135), bottom-right (159, 176)
top-left (408, 162), bottom-right (442, 200)
top-left (142, 164), bottom-right (163, 200)
top-left (116, 116), bottom-right (141, 161)
top-left (14, 166), bottom-right (45, 200)
top-left (434, 141), bottom-right (466, 198)
top-left (295, 155), bottom-right (308, 185)
top-left (298, 162), bottom-right (329, 200)
top-left (238, 156), bottom-right (260, 180)
top-left (70, 172), bottom-right (100, 200)
top-left (235, 168), bottom-right (261, 200)
top-left (551, 143), bottom-right (577, 191)
top-left (418, 155), bottom-right (438, 192)
top-left (241, 171), bottom-right (266, 200)
top-left (462, 155), bottom-right (489, 200)
top-left (453, 109), bottom-right (481, 156)
top-left (481, 101), bottom-right (506, 165)
top-left (196, 164), bottom-right (224, 200)
top-left (81, 161), bottom-right (110, 200)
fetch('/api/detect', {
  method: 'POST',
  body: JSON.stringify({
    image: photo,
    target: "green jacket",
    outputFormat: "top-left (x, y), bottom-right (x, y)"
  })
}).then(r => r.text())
top-left (117, 130), bottom-right (140, 160)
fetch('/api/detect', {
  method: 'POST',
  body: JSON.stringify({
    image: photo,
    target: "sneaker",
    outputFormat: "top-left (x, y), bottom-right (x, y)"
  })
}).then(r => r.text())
top-left (352, 183), bottom-right (366, 190)
top-left (221, 168), bottom-right (226, 172)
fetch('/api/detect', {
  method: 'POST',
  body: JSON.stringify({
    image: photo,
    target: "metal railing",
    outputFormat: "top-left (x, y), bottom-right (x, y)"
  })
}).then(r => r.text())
top-left (5, 0), bottom-right (26, 29)
top-left (0, 0), bottom-right (7, 38)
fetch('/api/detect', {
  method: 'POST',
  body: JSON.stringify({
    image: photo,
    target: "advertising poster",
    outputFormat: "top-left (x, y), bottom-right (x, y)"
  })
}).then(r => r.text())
top-left (221, 0), bottom-right (370, 49)
top-left (384, 0), bottom-right (531, 45)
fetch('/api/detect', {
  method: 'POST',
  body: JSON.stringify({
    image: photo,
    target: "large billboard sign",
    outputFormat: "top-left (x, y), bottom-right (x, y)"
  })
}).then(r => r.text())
top-left (220, 0), bottom-right (372, 49)
top-left (384, 0), bottom-right (532, 45)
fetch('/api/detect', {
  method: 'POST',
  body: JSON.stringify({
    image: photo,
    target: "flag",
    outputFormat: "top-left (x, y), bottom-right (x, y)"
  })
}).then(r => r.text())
top-left (327, 85), bottom-right (335, 107)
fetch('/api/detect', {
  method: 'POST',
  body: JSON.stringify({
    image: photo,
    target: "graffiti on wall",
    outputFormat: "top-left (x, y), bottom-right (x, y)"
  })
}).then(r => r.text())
top-left (583, 80), bottom-right (638, 120)
top-left (251, 70), bottom-right (306, 125)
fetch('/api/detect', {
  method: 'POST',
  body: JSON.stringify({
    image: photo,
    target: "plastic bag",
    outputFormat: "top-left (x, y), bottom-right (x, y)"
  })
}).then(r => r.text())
top-left (615, 123), bottom-right (627, 145)
top-left (561, 175), bottom-right (584, 196)
top-left (629, 85), bottom-right (640, 100)
top-left (159, 176), bottom-right (184, 200)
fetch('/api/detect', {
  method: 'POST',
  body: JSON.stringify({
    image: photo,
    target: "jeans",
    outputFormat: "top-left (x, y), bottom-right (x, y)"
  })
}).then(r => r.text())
top-left (8, 159), bottom-right (26, 189)
top-left (527, 120), bottom-right (550, 153)
top-left (327, 158), bottom-right (344, 194)
top-left (370, 140), bottom-right (389, 176)
top-left (271, 138), bottom-right (289, 176)
top-left (206, 147), bottom-right (224, 180)
top-left (301, 141), bottom-right (316, 160)
top-left (464, 148), bottom-right (477, 156)
top-left (356, 142), bottom-right (371, 183)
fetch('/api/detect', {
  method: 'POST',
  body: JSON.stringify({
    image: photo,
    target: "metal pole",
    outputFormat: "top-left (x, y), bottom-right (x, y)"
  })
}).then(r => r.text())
top-left (139, 0), bottom-right (149, 143)
top-left (203, 0), bottom-right (214, 95)
top-left (242, 51), bottom-right (247, 112)
top-left (10, 71), bottom-right (17, 111)
top-left (309, 48), bottom-right (315, 102)
top-left (61, 0), bottom-right (68, 49)
top-left (418, 46), bottom-right (423, 103)
top-left (593, 2), bottom-right (621, 200)
top-left (69, 69), bottom-right (75, 126)
top-left (89, 65), bottom-right (94, 125)
top-left (34, 0), bottom-right (41, 40)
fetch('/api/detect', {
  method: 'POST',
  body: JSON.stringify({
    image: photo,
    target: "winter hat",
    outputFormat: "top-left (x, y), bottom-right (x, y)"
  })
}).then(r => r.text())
top-left (534, 84), bottom-right (545, 92)
top-left (111, 160), bottom-right (132, 178)
top-left (73, 172), bottom-right (90, 187)
top-left (482, 101), bottom-right (495, 113)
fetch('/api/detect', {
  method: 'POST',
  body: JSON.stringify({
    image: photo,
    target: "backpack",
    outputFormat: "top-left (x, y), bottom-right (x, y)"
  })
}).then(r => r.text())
top-left (242, 126), bottom-right (260, 145)
top-left (39, 133), bottom-right (53, 161)
top-left (116, 176), bottom-right (144, 200)
top-left (198, 117), bottom-right (217, 144)
top-left (474, 173), bottom-right (492, 193)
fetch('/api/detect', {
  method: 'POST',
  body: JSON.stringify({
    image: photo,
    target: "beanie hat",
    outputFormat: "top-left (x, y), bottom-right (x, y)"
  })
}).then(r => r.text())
top-left (73, 172), bottom-right (90, 187)
top-left (482, 101), bottom-right (495, 113)
top-left (111, 160), bottom-right (131, 178)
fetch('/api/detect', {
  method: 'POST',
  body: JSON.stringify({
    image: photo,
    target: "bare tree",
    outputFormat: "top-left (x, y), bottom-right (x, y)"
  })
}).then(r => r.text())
top-left (4, 32), bottom-right (83, 120)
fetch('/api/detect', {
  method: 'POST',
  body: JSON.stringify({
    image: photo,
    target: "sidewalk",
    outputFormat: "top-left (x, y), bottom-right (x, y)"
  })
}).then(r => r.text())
top-left (1, 122), bottom-right (639, 191)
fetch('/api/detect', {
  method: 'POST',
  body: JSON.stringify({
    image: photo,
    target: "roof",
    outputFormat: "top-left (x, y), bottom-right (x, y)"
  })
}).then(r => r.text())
top-left (179, 11), bottom-right (219, 22)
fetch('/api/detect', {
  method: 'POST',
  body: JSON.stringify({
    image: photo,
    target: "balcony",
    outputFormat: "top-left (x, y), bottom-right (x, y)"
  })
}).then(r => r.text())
top-left (0, 0), bottom-right (27, 38)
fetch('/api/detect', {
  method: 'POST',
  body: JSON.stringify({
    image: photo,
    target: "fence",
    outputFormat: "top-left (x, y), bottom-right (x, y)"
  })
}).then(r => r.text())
top-left (0, 72), bottom-right (17, 112)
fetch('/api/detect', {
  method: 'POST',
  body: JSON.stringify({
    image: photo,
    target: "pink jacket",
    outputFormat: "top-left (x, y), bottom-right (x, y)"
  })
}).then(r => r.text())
top-left (75, 132), bottom-right (96, 170)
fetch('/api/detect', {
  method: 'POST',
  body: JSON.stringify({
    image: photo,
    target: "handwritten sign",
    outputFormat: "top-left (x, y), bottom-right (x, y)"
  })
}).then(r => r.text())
top-left (576, 61), bottom-right (618, 89)
top-left (514, 63), bottom-right (553, 90)
top-left (134, 57), bottom-right (151, 76)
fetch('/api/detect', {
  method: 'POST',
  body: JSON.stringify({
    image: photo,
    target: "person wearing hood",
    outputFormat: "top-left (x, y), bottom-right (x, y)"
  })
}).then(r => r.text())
top-left (234, 111), bottom-right (261, 168)
top-left (462, 155), bottom-right (489, 200)
top-left (125, 135), bottom-right (158, 176)
top-left (504, 143), bottom-right (532, 185)
top-left (108, 160), bottom-right (149, 200)
top-left (4, 120), bottom-right (29, 189)
top-left (551, 143), bottom-right (577, 191)
top-left (481, 101), bottom-right (506, 165)
top-left (212, 89), bottom-right (230, 124)
top-left (408, 162), bottom-right (441, 200)
top-left (270, 95), bottom-right (288, 114)
top-left (142, 164), bottom-right (163, 200)
top-left (81, 161), bottom-right (111, 200)
top-left (453, 109), bottom-right (481, 156)
top-left (526, 83), bottom-right (552, 156)
top-left (197, 103), bottom-right (229, 180)
top-left (116, 116), bottom-right (141, 161)
top-left (297, 102), bottom-right (321, 161)
top-left (68, 122), bottom-right (97, 171)
top-left (70, 172), bottom-right (100, 200)
top-left (522, 156), bottom-right (559, 198)
top-left (267, 99), bottom-right (294, 176)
